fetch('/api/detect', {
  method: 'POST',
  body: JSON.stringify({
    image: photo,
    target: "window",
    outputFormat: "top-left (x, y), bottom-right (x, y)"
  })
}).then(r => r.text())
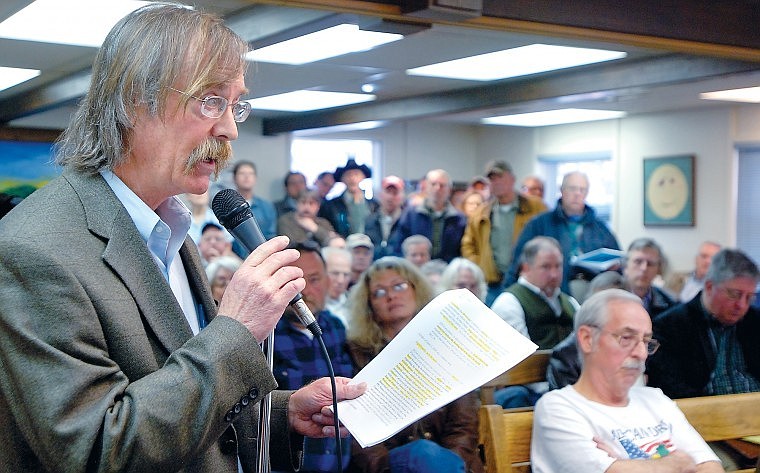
top-left (290, 138), bottom-right (377, 199)
top-left (537, 151), bottom-right (614, 224)
top-left (737, 145), bottom-right (760, 265)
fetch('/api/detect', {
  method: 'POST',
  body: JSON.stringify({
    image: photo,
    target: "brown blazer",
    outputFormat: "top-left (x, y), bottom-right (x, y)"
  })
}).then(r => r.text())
top-left (461, 194), bottom-right (546, 284)
top-left (0, 170), bottom-right (299, 472)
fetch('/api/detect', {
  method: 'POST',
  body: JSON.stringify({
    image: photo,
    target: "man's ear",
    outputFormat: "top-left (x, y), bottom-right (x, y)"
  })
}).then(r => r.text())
top-left (577, 325), bottom-right (595, 355)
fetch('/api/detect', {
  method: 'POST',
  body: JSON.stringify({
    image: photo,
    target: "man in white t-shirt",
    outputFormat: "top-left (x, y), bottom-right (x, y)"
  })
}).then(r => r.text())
top-left (532, 289), bottom-right (722, 473)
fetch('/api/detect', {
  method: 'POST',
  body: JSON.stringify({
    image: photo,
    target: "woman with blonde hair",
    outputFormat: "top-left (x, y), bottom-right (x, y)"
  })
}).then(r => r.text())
top-left (346, 256), bottom-right (483, 473)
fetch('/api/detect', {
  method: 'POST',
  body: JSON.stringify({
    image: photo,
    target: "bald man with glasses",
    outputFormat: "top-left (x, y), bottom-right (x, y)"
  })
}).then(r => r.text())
top-left (532, 289), bottom-right (722, 473)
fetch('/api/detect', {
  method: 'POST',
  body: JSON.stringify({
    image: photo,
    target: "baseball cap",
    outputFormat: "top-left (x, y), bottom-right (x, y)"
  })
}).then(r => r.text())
top-left (485, 160), bottom-right (513, 178)
top-left (382, 175), bottom-right (404, 191)
top-left (346, 233), bottom-right (374, 250)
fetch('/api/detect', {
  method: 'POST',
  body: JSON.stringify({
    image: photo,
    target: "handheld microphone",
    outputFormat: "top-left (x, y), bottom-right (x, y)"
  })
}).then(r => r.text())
top-left (212, 189), bottom-right (321, 336)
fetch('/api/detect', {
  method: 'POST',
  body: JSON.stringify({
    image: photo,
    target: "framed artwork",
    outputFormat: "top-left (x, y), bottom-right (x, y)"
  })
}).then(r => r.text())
top-left (0, 129), bottom-right (61, 198)
top-left (643, 154), bottom-right (695, 226)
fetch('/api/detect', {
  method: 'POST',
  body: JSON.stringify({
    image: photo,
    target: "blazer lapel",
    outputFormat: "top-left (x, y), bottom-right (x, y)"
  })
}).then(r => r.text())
top-left (66, 171), bottom-right (194, 354)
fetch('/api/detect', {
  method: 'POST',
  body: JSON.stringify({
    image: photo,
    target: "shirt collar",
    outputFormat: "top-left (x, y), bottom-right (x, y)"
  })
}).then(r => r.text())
top-left (518, 275), bottom-right (561, 300)
top-left (100, 170), bottom-right (191, 270)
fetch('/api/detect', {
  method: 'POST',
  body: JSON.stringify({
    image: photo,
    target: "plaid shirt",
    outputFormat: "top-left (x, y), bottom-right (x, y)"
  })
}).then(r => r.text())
top-left (273, 310), bottom-right (354, 472)
top-left (704, 310), bottom-right (760, 394)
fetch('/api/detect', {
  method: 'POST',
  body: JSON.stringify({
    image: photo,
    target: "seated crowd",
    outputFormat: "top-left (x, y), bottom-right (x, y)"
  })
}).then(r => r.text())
top-left (120, 155), bottom-right (759, 472)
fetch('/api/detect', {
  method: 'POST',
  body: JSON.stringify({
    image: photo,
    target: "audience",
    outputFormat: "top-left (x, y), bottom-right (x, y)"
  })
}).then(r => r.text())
top-left (184, 190), bottom-right (226, 244)
top-left (459, 190), bottom-right (484, 221)
top-left (675, 240), bottom-right (722, 302)
top-left (622, 237), bottom-right (677, 318)
top-left (272, 241), bottom-right (354, 473)
top-left (437, 257), bottom-right (487, 302)
top-left (506, 171), bottom-right (619, 299)
top-left (461, 160), bottom-right (546, 306)
top-left (533, 289), bottom-right (722, 473)
top-left (493, 236), bottom-right (579, 348)
top-left (491, 236), bottom-right (579, 407)
top-left (232, 160), bottom-right (277, 240)
top-left (547, 271), bottom-right (627, 390)
top-left (314, 171), bottom-right (336, 203)
top-left (327, 235), bottom-right (347, 249)
top-left (420, 258), bottom-right (449, 288)
top-left (204, 255), bottom-right (241, 302)
top-left (392, 168), bottom-right (466, 262)
top-left (274, 171), bottom-right (307, 217)
top-left (401, 234), bottom-right (432, 268)
top-left (365, 175), bottom-right (405, 259)
top-left (319, 159), bottom-right (379, 238)
top-left (346, 233), bottom-right (374, 287)
top-left (520, 175), bottom-right (545, 200)
top-left (467, 175), bottom-right (491, 200)
top-left (322, 246), bottom-right (353, 328)
top-left (277, 189), bottom-right (336, 247)
top-left (197, 222), bottom-right (239, 267)
top-left (648, 248), bottom-right (760, 399)
top-left (346, 257), bottom-right (483, 473)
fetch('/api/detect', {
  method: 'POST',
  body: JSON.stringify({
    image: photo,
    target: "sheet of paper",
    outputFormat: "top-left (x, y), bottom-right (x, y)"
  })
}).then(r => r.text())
top-left (336, 288), bottom-right (538, 448)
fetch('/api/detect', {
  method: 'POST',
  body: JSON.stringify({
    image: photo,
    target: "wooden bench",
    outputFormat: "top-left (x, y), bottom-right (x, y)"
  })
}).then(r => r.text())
top-left (479, 392), bottom-right (760, 473)
top-left (479, 349), bottom-right (551, 405)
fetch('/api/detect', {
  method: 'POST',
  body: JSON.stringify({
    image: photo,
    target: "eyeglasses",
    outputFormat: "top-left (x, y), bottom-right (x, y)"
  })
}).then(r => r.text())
top-left (719, 286), bottom-right (757, 305)
top-left (167, 87), bottom-right (251, 123)
top-left (370, 281), bottom-right (411, 299)
top-left (587, 324), bottom-right (660, 355)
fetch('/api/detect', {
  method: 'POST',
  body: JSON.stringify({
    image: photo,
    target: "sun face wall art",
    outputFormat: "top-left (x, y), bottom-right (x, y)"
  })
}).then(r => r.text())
top-left (643, 155), bottom-right (695, 226)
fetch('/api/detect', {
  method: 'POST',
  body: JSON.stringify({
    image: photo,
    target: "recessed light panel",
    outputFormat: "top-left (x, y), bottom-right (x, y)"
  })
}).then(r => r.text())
top-left (482, 108), bottom-right (626, 127)
top-left (700, 86), bottom-right (760, 103)
top-left (0, 66), bottom-right (40, 91)
top-left (248, 90), bottom-right (375, 112)
top-left (0, 0), bottom-right (153, 47)
top-left (246, 24), bottom-right (402, 65)
top-left (407, 44), bottom-right (626, 81)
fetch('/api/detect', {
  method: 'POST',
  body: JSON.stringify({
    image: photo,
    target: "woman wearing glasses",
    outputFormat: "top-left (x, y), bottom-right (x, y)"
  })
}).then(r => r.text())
top-left (345, 257), bottom-right (483, 473)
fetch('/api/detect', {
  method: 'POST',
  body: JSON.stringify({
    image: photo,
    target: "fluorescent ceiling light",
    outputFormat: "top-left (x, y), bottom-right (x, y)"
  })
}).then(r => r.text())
top-left (0, 67), bottom-right (40, 91)
top-left (407, 44), bottom-right (626, 81)
top-left (700, 86), bottom-right (760, 103)
top-left (482, 108), bottom-right (626, 127)
top-left (0, 0), bottom-right (153, 47)
top-left (246, 24), bottom-right (402, 65)
top-left (248, 90), bottom-right (375, 112)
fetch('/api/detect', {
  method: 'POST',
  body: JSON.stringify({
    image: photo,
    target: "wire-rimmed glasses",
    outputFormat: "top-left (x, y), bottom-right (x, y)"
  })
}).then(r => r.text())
top-left (167, 86), bottom-right (251, 123)
top-left (587, 324), bottom-right (660, 355)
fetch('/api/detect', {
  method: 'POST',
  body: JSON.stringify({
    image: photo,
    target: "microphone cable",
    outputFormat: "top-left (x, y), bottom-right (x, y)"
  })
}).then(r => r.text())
top-left (315, 331), bottom-right (344, 473)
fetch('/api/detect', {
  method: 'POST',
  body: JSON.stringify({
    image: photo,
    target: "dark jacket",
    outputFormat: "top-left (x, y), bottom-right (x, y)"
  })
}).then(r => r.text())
top-left (647, 293), bottom-right (760, 399)
top-left (346, 342), bottom-right (483, 473)
top-left (364, 210), bottom-right (403, 260)
top-left (506, 201), bottom-right (620, 293)
top-left (318, 191), bottom-right (379, 238)
top-left (643, 286), bottom-right (678, 319)
top-left (546, 331), bottom-right (580, 391)
top-left (390, 203), bottom-right (467, 263)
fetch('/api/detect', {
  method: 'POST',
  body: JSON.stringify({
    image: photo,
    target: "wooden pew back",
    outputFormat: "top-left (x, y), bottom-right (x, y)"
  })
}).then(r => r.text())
top-left (479, 349), bottom-right (551, 405)
top-left (479, 391), bottom-right (760, 473)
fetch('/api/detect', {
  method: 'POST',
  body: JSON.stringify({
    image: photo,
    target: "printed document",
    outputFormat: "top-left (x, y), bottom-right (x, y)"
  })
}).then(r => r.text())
top-left (336, 288), bottom-right (538, 448)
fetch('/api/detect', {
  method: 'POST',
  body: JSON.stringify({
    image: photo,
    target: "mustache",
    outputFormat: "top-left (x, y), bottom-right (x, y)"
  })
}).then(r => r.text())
top-left (185, 139), bottom-right (232, 178)
top-left (622, 360), bottom-right (646, 372)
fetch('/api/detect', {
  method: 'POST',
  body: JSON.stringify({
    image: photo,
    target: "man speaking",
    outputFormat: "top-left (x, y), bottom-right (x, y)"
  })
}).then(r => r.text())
top-left (0, 3), bottom-right (363, 472)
